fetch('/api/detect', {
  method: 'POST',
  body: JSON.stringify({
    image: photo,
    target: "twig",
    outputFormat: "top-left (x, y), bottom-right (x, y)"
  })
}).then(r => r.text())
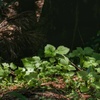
top-left (70, 60), bottom-right (82, 71)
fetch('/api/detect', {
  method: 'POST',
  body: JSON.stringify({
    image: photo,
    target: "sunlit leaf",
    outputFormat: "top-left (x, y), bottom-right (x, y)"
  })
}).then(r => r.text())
top-left (2, 63), bottom-right (9, 68)
top-left (32, 56), bottom-right (41, 63)
top-left (95, 68), bottom-right (100, 73)
top-left (22, 58), bottom-right (33, 68)
top-left (80, 85), bottom-right (89, 92)
top-left (49, 58), bottom-right (56, 63)
top-left (67, 65), bottom-right (76, 71)
top-left (64, 72), bottom-right (75, 77)
top-left (44, 44), bottom-right (56, 57)
top-left (59, 57), bottom-right (69, 65)
top-left (83, 57), bottom-right (98, 68)
top-left (56, 46), bottom-right (70, 55)
top-left (10, 63), bottom-right (17, 70)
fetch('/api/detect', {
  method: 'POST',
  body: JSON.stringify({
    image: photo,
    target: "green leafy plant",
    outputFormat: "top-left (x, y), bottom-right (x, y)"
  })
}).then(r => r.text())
top-left (0, 44), bottom-right (100, 99)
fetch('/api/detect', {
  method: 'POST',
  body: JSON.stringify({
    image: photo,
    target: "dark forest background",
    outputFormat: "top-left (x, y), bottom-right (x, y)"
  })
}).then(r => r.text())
top-left (0, 0), bottom-right (100, 62)
top-left (42, 0), bottom-right (100, 48)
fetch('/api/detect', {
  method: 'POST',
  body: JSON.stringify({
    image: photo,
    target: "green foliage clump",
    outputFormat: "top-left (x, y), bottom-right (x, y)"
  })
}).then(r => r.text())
top-left (0, 44), bottom-right (100, 99)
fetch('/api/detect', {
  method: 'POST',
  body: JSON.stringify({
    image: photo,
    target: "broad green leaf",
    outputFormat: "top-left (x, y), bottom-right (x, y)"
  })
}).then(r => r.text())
top-left (83, 57), bottom-right (98, 68)
top-left (38, 72), bottom-right (45, 78)
top-left (92, 82), bottom-right (100, 89)
top-left (84, 47), bottom-right (94, 55)
top-left (2, 63), bottom-right (9, 68)
top-left (44, 44), bottom-right (56, 57)
top-left (22, 58), bottom-right (35, 74)
top-left (35, 63), bottom-right (41, 68)
top-left (68, 90), bottom-right (79, 99)
top-left (45, 69), bottom-right (56, 76)
top-left (10, 63), bottom-right (17, 70)
top-left (4, 70), bottom-right (10, 76)
top-left (70, 50), bottom-right (79, 57)
top-left (69, 47), bottom-right (84, 57)
top-left (77, 47), bottom-right (84, 55)
top-left (56, 46), bottom-right (70, 55)
top-left (65, 79), bottom-right (70, 84)
top-left (87, 66), bottom-right (94, 73)
top-left (15, 67), bottom-right (25, 78)
top-left (56, 65), bottom-right (62, 70)
top-left (28, 78), bottom-right (41, 87)
top-left (15, 67), bottom-right (26, 73)
top-left (88, 72), bottom-right (99, 79)
top-left (68, 52), bottom-right (75, 58)
top-left (95, 68), bottom-right (100, 73)
top-left (25, 67), bottom-right (34, 75)
top-left (67, 65), bottom-right (76, 71)
top-left (64, 72), bottom-right (75, 77)
top-left (80, 85), bottom-right (89, 92)
top-left (32, 56), bottom-right (41, 63)
top-left (0, 67), bottom-right (4, 77)
top-left (3, 65), bottom-right (9, 70)
top-left (83, 61), bottom-right (96, 68)
top-left (24, 72), bottom-right (37, 81)
top-left (49, 58), bottom-right (56, 63)
top-left (96, 60), bottom-right (100, 64)
top-left (59, 57), bottom-right (69, 65)
top-left (77, 71), bottom-right (88, 80)
top-left (22, 58), bottom-right (33, 68)
top-left (42, 61), bottom-right (50, 66)
top-left (2, 65), bottom-right (10, 75)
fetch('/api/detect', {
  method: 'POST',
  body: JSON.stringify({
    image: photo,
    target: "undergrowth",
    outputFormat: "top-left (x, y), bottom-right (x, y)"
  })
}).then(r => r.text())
top-left (0, 44), bottom-right (100, 99)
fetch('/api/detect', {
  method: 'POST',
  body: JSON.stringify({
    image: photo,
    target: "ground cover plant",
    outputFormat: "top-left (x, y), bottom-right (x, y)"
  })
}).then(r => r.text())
top-left (0, 44), bottom-right (100, 100)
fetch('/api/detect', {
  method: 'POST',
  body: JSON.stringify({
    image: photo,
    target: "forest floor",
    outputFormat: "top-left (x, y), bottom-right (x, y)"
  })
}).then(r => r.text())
top-left (0, 77), bottom-right (91, 100)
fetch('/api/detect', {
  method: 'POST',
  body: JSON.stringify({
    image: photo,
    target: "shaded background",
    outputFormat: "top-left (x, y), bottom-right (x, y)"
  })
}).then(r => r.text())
top-left (40, 0), bottom-right (100, 49)
top-left (0, 0), bottom-right (100, 62)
